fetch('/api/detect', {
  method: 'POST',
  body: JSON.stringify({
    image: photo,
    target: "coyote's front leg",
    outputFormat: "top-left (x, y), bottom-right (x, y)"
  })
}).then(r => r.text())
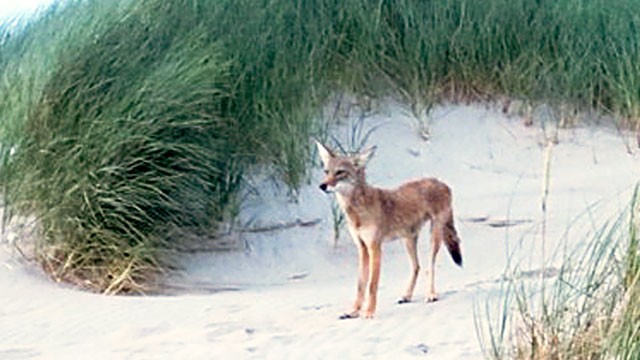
top-left (340, 238), bottom-right (369, 319)
top-left (363, 241), bottom-right (382, 318)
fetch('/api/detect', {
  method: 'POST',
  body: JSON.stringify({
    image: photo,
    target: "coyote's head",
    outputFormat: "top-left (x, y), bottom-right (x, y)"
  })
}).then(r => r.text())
top-left (315, 141), bottom-right (376, 194)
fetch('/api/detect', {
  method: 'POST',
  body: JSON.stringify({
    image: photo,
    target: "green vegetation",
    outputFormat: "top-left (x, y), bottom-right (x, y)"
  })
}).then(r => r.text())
top-left (1, 0), bottom-right (640, 293)
top-left (477, 187), bottom-right (640, 359)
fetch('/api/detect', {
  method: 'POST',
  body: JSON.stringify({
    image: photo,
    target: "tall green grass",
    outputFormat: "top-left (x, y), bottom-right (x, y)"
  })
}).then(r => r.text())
top-left (1, 0), bottom-right (640, 293)
top-left (0, 0), bottom-right (330, 292)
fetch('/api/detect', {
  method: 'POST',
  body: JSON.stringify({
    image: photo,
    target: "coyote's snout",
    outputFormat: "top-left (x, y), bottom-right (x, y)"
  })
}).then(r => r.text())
top-left (316, 141), bottom-right (462, 319)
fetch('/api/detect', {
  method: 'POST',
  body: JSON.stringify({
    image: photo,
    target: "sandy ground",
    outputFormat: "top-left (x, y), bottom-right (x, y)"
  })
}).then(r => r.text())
top-left (1, 103), bottom-right (638, 359)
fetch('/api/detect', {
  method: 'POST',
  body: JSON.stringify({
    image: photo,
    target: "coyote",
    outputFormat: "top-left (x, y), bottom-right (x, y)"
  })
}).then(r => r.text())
top-left (316, 141), bottom-right (462, 319)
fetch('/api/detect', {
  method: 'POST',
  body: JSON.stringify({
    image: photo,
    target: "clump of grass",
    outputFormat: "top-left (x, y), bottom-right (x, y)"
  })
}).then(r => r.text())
top-left (477, 186), bottom-right (640, 359)
top-left (0, 0), bottom-right (328, 292)
top-left (3, 1), bottom-right (245, 292)
top-left (610, 189), bottom-right (640, 358)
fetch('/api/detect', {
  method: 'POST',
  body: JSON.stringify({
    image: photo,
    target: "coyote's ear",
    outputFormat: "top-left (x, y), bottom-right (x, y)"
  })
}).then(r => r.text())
top-left (354, 145), bottom-right (377, 168)
top-left (315, 140), bottom-right (334, 166)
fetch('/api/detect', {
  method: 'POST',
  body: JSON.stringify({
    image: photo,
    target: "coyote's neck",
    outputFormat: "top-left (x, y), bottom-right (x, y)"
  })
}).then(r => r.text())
top-left (335, 181), bottom-right (375, 216)
top-left (335, 167), bottom-right (375, 220)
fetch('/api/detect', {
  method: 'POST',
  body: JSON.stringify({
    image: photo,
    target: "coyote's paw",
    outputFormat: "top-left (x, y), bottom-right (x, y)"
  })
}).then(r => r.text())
top-left (425, 293), bottom-right (439, 303)
top-left (363, 310), bottom-right (375, 319)
top-left (338, 311), bottom-right (359, 320)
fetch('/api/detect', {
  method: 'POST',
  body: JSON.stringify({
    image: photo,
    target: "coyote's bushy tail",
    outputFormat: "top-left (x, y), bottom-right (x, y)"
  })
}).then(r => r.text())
top-left (444, 216), bottom-right (463, 266)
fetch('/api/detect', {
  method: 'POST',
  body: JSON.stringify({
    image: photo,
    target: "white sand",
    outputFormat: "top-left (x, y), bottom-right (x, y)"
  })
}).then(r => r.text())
top-left (1, 103), bottom-right (638, 359)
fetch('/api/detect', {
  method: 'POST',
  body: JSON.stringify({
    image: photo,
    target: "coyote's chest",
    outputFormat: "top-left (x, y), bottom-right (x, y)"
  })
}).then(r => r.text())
top-left (335, 189), bottom-right (401, 240)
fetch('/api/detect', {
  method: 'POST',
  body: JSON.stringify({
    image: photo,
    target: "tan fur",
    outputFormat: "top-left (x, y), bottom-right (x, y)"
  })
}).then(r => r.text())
top-left (316, 141), bottom-right (462, 319)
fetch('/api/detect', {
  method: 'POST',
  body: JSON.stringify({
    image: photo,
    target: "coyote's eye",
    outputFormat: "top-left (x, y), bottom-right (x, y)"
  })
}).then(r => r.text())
top-left (335, 170), bottom-right (347, 177)
top-left (323, 169), bottom-right (329, 174)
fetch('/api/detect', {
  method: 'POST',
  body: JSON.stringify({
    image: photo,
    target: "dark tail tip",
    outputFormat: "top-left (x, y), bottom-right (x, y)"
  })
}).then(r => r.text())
top-left (444, 234), bottom-right (463, 267)
top-left (450, 250), bottom-right (463, 267)
top-left (444, 219), bottom-right (463, 267)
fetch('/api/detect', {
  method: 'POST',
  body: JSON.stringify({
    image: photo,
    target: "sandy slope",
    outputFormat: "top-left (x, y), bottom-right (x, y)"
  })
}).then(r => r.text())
top-left (1, 103), bottom-right (638, 359)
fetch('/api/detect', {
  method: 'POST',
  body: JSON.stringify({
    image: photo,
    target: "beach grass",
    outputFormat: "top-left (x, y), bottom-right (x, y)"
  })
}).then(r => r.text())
top-left (477, 187), bottom-right (640, 359)
top-left (1, 0), bottom-right (640, 294)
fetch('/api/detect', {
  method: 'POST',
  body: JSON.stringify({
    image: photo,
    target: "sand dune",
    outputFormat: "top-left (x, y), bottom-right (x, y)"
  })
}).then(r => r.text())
top-left (2, 103), bottom-right (638, 359)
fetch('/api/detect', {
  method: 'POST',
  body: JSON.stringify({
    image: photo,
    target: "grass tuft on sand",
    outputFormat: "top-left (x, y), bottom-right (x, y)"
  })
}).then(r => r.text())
top-left (477, 187), bottom-right (640, 359)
